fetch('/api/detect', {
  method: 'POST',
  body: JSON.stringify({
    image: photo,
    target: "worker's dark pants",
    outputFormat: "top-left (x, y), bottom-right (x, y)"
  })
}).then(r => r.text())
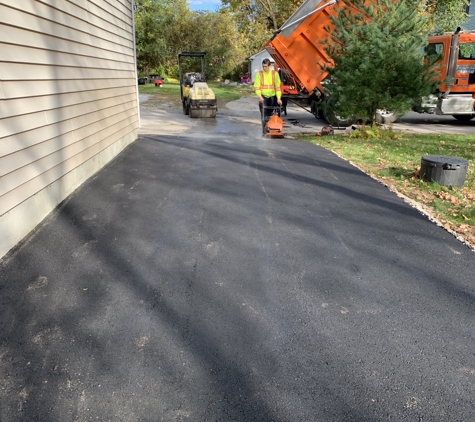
top-left (260, 96), bottom-right (278, 135)
top-left (281, 97), bottom-right (288, 115)
top-left (259, 96), bottom-right (277, 120)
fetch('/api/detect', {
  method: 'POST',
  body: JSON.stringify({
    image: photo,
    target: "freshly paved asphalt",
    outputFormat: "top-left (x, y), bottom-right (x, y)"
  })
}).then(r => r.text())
top-left (1, 101), bottom-right (475, 421)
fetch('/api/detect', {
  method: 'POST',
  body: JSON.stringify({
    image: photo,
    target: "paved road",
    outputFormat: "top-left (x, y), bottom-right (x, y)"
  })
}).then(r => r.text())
top-left (139, 96), bottom-right (475, 136)
top-left (395, 111), bottom-right (475, 135)
top-left (1, 103), bottom-right (475, 421)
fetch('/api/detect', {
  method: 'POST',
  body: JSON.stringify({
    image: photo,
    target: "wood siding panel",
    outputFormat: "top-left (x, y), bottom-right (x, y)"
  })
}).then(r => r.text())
top-left (88, 0), bottom-right (131, 23)
top-left (0, 86), bottom-right (136, 120)
top-left (1, 78), bottom-right (135, 99)
top-left (4, 1), bottom-right (132, 42)
top-left (2, 1), bottom-right (88, 26)
top-left (0, 94), bottom-right (137, 142)
top-left (0, 38), bottom-right (133, 70)
top-left (1, 96), bottom-right (138, 158)
top-left (0, 121), bottom-right (138, 217)
top-left (0, 5), bottom-right (133, 50)
top-left (0, 62), bottom-right (136, 83)
top-left (0, 116), bottom-right (137, 199)
top-left (0, 0), bottom-right (139, 256)
top-left (0, 104), bottom-right (137, 181)
top-left (85, 1), bottom-right (131, 32)
top-left (1, 121), bottom-right (77, 159)
top-left (0, 23), bottom-right (133, 60)
top-left (0, 7), bottom-right (95, 48)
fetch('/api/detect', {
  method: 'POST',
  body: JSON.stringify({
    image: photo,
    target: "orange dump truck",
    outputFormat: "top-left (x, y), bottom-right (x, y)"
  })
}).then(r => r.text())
top-left (422, 29), bottom-right (475, 121)
top-left (265, 0), bottom-right (475, 124)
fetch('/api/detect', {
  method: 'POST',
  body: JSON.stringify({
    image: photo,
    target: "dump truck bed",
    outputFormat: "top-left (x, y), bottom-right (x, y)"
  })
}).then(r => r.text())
top-left (265, 0), bottom-right (342, 96)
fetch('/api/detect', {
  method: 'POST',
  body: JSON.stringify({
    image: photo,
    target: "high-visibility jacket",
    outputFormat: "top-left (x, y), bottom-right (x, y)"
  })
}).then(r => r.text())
top-left (254, 70), bottom-right (282, 99)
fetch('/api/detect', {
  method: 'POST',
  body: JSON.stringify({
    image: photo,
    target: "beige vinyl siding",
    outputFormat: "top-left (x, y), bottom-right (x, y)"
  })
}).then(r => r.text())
top-left (0, 0), bottom-right (140, 258)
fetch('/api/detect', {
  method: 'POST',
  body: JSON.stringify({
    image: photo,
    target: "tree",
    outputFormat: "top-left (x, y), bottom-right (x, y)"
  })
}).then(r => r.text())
top-left (134, 0), bottom-right (198, 76)
top-left (423, 0), bottom-right (470, 34)
top-left (182, 10), bottom-right (248, 79)
top-left (134, 0), bottom-right (470, 79)
top-left (223, 0), bottom-right (300, 32)
top-left (134, 0), bottom-right (248, 80)
top-left (134, 0), bottom-right (170, 76)
top-left (221, 0), bottom-right (301, 61)
top-left (323, 0), bottom-right (439, 125)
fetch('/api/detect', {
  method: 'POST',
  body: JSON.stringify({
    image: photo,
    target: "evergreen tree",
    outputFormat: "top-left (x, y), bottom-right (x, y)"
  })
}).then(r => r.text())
top-left (323, 0), bottom-right (439, 125)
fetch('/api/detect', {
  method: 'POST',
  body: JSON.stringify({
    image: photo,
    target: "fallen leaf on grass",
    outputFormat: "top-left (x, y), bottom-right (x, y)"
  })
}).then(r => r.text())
top-left (435, 191), bottom-right (461, 205)
top-left (457, 225), bottom-right (471, 233)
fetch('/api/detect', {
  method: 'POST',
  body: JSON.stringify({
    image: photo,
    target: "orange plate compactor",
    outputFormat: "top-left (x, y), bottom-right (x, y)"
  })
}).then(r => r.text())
top-left (262, 106), bottom-right (284, 138)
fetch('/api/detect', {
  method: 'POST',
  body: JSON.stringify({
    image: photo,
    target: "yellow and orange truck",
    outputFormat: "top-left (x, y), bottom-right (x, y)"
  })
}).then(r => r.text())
top-left (264, 0), bottom-right (475, 125)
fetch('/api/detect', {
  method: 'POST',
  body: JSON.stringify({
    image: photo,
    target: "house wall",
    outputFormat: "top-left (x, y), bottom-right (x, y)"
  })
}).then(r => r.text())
top-left (466, 0), bottom-right (475, 31)
top-left (0, 0), bottom-right (140, 259)
top-left (249, 50), bottom-right (274, 82)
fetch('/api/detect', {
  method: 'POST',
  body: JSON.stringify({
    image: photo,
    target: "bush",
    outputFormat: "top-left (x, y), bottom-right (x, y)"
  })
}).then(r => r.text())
top-left (222, 61), bottom-right (250, 82)
top-left (348, 126), bottom-right (402, 141)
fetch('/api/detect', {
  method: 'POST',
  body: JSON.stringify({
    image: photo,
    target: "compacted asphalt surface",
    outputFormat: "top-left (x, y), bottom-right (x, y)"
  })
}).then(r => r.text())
top-left (1, 101), bottom-right (475, 421)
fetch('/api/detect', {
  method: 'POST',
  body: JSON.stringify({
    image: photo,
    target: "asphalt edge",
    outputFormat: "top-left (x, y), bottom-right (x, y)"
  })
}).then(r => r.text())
top-left (320, 147), bottom-right (475, 253)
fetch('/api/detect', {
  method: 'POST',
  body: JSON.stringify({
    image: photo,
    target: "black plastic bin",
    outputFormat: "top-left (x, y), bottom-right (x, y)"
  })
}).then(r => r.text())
top-left (420, 155), bottom-right (468, 187)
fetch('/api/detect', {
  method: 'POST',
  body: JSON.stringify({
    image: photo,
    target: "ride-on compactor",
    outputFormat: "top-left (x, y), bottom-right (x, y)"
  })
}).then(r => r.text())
top-left (178, 52), bottom-right (217, 118)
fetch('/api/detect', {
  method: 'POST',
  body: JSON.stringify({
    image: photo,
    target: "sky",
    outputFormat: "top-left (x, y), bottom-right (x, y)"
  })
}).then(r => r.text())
top-left (188, 0), bottom-right (221, 12)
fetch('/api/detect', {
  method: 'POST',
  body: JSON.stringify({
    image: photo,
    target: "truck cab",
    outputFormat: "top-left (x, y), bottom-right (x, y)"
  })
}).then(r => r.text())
top-left (423, 31), bottom-right (475, 120)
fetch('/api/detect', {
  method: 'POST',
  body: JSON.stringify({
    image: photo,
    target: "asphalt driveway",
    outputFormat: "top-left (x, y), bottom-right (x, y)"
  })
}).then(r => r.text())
top-left (1, 102), bottom-right (474, 421)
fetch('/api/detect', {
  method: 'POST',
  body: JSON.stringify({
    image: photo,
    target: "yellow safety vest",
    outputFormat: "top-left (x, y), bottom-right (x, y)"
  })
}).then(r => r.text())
top-left (254, 70), bottom-right (282, 99)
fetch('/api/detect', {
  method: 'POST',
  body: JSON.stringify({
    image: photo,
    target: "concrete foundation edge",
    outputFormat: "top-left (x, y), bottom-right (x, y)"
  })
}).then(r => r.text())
top-left (0, 129), bottom-right (138, 260)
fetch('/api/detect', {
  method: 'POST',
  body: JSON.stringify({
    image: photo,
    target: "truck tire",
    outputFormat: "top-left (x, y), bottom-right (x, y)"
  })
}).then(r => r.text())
top-left (322, 98), bottom-right (354, 127)
top-left (310, 100), bottom-right (318, 118)
top-left (452, 114), bottom-right (475, 121)
top-left (310, 100), bottom-right (324, 119)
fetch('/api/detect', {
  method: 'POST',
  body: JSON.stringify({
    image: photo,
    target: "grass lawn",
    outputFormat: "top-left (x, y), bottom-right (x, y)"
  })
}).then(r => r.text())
top-left (138, 80), bottom-right (254, 110)
top-left (300, 128), bottom-right (475, 248)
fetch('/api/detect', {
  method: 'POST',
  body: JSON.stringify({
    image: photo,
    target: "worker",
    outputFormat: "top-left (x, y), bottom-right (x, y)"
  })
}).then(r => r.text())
top-left (254, 59), bottom-right (283, 122)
